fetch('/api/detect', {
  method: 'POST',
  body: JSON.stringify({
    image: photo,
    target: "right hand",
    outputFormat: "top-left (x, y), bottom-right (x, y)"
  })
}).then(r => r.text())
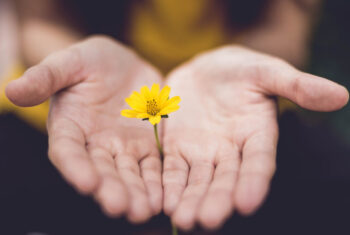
top-left (6, 36), bottom-right (164, 223)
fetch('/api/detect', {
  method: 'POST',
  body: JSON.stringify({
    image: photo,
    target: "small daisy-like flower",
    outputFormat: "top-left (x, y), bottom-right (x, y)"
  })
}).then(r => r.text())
top-left (121, 83), bottom-right (179, 234)
top-left (121, 84), bottom-right (181, 125)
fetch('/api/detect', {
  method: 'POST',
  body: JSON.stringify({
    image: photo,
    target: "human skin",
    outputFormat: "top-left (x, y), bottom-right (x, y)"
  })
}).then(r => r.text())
top-left (6, 36), bottom-right (349, 230)
top-left (0, 0), bottom-right (20, 79)
top-left (4, 0), bottom-right (344, 229)
top-left (162, 46), bottom-right (349, 230)
top-left (16, 0), bottom-right (321, 69)
top-left (6, 36), bottom-right (164, 223)
top-left (7, 0), bottom-right (346, 231)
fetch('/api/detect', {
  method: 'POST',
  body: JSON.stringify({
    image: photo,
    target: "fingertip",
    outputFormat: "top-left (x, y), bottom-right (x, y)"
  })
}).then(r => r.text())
top-left (5, 79), bottom-right (23, 106)
top-left (199, 219), bottom-right (224, 231)
top-left (319, 81), bottom-right (349, 111)
top-left (73, 167), bottom-right (100, 195)
top-left (100, 197), bottom-right (128, 218)
top-left (163, 205), bottom-right (174, 216)
top-left (127, 207), bottom-right (153, 224)
top-left (101, 204), bottom-right (124, 218)
top-left (297, 73), bottom-right (350, 112)
top-left (163, 203), bottom-right (175, 216)
top-left (5, 65), bottom-right (52, 107)
top-left (163, 189), bottom-right (180, 216)
top-left (171, 199), bottom-right (199, 231)
top-left (235, 203), bottom-right (256, 217)
top-left (139, 156), bottom-right (163, 215)
top-left (337, 85), bottom-right (349, 109)
top-left (149, 188), bottom-right (163, 215)
top-left (198, 209), bottom-right (226, 230)
top-left (57, 156), bottom-right (100, 195)
top-left (235, 194), bottom-right (258, 216)
top-left (198, 196), bottom-right (232, 230)
top-left (162, 154), bottom-right (189, 215)
top-left (49, 144), bottom-right (100, 195)
top-left (92, 175), bottom-right (130, 217)
top-left (126, 194), bottom-right (153, 224)
top-left (144, 180), bottom-right (162, 215)
top-left (234, 177), bottom-right (270, 216)
top-left (172, 212), bottom-right (196, 232)
top-left (100, 190), bottom-right (128, 218)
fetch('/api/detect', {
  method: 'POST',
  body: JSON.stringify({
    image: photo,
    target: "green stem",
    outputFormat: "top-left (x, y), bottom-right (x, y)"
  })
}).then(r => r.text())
top-left (153, 124), bottom-right (178, 235)
top-left (153, 124), bottom-right (163, 156)
top-left (172, 221), bottom-right (178, 235)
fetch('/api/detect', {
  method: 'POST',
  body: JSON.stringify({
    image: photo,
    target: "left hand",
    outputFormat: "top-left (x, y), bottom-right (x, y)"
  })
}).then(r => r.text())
top-left (162, 45), bottom-right (349, 230)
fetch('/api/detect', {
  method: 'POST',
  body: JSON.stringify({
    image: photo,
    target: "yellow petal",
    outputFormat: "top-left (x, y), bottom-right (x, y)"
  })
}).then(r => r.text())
top-left (130, 91), bottom-right (146, 104)
top-left (150, 84), bottom-right (160, 98)
top-left (125, 97), bottom-right (146, 112)
top-left (163, 96), bottom-right (181, 108)
top-left (159, 105), bottom-right (180, 115)
top-left (140, 85), bottom-right (151, 100)
top-left (136, 113), bottom-right (151, 119)
top-left (149, 115), bottom-right (161, 125)
top-left (159, 85), bottom-right (171, 107)
top-left (121, 109), bottom-right (138, 118)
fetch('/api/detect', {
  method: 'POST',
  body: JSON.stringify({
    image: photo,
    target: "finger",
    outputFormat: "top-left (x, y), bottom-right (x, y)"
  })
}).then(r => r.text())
top-left (115, 154), bottom-right (153, 223)
top-left (48, 117), bottom-right (99, 194)
top-left (234, 128), bottom-right (278, 216)
top-left (260, 62), bottom-right (349, 111)
top-left (89, 148), bottom-right (129, 217)
top-left (5, 46), bottom-right (84, 107)
top-left (198, 149), bottom-right (240, 230)
top-left (172, 161), bottom-right (214, 231)
top-left (139, 154), bottom-right (163, 215)
top-left (163, 154), bottom-right (189, 216)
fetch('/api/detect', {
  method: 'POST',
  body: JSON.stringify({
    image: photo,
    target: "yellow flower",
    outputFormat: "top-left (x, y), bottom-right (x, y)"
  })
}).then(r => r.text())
top-left (121, 84), bottom-right (181, 125)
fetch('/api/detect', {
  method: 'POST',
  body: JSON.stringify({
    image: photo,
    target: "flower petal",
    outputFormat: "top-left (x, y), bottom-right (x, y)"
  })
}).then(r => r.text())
top-left (163, 96), bottom-right (181, 107)
top-left (130, 91), bottom-right (146, 104)
top-left (136, 113), bottom-right (151, 119)
top-left (159, 105), bottom-right (180, 115)
top-left (121, 109), bottom-right (139, 118)
top-left (125, 97), bottom-right (147, 112)
top-left (159, 85), bottom-right (171, 107)
top-left (149, 115), bottom-right (161, 125)
top-left (150, 84), bottom-right (160, 98)
top-left (141, 85), bottom-right (151, 100)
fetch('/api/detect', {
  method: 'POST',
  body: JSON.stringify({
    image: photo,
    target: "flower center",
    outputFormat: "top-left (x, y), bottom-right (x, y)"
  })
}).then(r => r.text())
top-left (146, 99), bottom-right (159, 116)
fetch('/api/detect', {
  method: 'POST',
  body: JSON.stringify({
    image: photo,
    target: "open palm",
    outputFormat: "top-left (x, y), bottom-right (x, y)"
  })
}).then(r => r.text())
top-left (6, 36), bottom-right (163, 222)
top-left (6, 39), bottom-right (348, 230)
top-left (162, 46), bottom-right (349, 230)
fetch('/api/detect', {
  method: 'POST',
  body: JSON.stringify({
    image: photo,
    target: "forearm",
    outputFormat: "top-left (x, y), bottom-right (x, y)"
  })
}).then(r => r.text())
top-left (236, 0), bottom-right (322, 68)
top-left (14, 0), bottom-right (82, 66)
top-left (0, 0), bottom-right (19, 79)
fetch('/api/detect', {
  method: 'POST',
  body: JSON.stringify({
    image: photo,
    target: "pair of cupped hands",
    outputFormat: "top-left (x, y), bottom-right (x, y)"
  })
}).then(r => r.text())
top-left (6, 36), bottom-right (348, 230)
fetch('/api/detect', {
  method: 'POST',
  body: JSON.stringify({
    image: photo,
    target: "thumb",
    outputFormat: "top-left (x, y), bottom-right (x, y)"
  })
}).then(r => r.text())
top-left (5, 47), bottom-right (84, 107)
top-left (261, 63), bottom-right (349, 112)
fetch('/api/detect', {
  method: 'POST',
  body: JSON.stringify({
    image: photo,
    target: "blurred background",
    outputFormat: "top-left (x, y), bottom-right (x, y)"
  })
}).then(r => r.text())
top-left (0, 0), bottom-right (350, 234)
